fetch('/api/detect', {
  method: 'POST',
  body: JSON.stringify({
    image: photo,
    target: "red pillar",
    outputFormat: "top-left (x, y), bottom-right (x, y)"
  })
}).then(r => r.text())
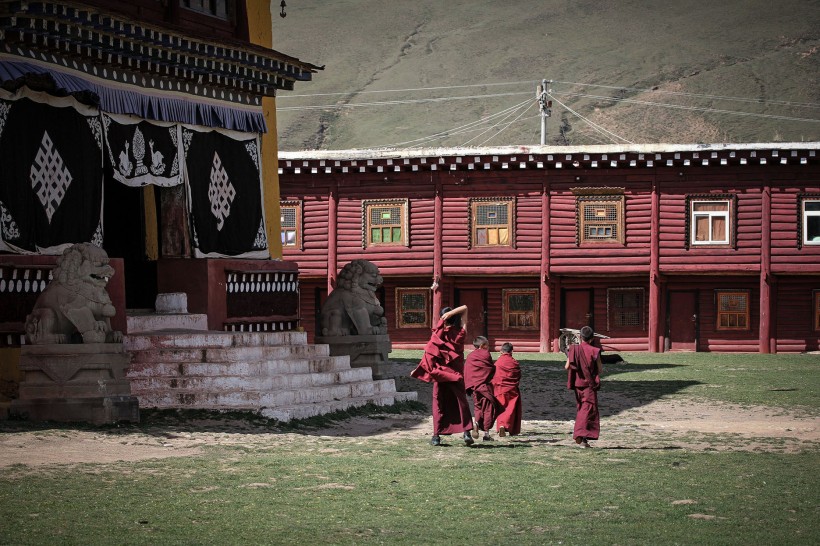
top-left (760, 182), bottom-right (773, 353)
top-left (648, 177), bottom-right (662, 352)
top-left (540, 179), bottom-right (552, 352)
top-left (432, 174), bottom-right (443, 320)
top-left (327, 180), bottom-right (338, 293)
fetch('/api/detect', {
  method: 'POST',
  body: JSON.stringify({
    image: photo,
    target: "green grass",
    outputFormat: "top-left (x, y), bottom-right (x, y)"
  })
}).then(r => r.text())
top-left (0, 442), bottom-right (817, 545)
top-left (1, 352), bottom-right (818, 545)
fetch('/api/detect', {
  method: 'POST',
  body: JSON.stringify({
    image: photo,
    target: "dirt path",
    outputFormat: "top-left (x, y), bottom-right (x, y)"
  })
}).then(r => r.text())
top-left (1, 364), bottom-right (818, 467)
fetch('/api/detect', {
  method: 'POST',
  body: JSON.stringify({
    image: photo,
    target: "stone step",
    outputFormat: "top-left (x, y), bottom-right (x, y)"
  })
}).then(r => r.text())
top-left (128, 343), bottom-right (330, 365)
top-left (124, 330), bottom-right (308, 351)
top-left (127, 355), bottom-right (351, 378)
top-left (130, 367), bottom-right (374, 393)
top-left (135, 379), bottom-right (401, 409)
top-left (260, 391), bottom-right (418, 422)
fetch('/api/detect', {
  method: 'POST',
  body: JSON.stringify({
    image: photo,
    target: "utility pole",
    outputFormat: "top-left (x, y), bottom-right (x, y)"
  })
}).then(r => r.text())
top-left (537, 79), bottom-right (553, 145)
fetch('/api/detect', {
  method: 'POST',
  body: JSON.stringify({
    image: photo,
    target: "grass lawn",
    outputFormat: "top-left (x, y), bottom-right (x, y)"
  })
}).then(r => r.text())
top-left (1, 352), bottom-right (818, 545)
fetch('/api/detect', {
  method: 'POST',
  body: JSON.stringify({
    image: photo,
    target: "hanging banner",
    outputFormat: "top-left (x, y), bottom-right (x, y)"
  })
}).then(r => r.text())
top-left (182, 126), bottom-right (268, 258)
top-left (102, 113), bottom-right (183, 187)
top-left (0, 89), bottom-right (103, 254)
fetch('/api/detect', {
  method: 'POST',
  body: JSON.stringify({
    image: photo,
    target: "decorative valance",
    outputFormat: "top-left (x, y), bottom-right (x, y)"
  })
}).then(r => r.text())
top-left (0, 57), bottom-right (267, 133)
top-left (0, 87), bottom-right (268, 258)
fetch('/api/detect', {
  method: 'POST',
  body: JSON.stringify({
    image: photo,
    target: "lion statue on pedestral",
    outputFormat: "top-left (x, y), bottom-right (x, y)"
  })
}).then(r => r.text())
top-left (320, 259), bottom-right (388, 336)
top-left (25, 243), bottom-right (123, 344)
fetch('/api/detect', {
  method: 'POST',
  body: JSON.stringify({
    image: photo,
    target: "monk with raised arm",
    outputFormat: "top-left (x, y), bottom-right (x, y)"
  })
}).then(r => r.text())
top-left (411, 305), bottom-right (475, 446)
top-left (565, 326), bottom-right (604, 448)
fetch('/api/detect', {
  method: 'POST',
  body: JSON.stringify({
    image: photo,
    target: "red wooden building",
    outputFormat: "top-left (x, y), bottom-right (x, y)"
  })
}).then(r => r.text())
top-left (278, 143), bottom-right (820, 353)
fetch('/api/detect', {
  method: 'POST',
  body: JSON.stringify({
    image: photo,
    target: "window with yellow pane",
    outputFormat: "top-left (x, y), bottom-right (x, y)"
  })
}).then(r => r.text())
top-left (362, 199), bottom-right (407, 247)
top-left (470, 198), bottom-right (514, 248)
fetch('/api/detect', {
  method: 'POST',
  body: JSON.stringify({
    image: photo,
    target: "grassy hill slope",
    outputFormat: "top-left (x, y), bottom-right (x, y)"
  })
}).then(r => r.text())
top-left (272, 0), bottom-right (820, 150)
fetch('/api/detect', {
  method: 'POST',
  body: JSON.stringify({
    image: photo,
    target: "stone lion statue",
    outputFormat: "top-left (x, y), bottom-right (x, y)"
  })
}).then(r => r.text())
top-left (25, 243), bottom-right (123, 344)
top-left (320, 259), bottom-right (388, 336)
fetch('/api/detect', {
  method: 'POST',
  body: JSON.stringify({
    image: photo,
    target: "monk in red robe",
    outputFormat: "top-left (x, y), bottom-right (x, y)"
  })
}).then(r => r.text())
top-left (464, 336), bottom-right (498, 441)
top-left (411, 305), bottom-right (474, 446)
top-left (491, 342), bottom-right (522, 437)
top-left (565, 326), bottom-right (603, 448)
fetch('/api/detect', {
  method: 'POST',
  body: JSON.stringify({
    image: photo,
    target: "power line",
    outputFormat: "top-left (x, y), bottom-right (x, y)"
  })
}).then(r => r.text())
top-left (552, 91), bottom-right (820, 124)
top-left (276, 91), bottom-right (532, 111)
top-left (279, 80), bottom-right (535, 99)
top-left (477, 104), bottom-right (537, 146)
top-left (549, 93), bottom-right (634, 144)
top-left (461, 101), bottom-right (533, 147)
top-left (552, 80), bottom-right (820, 110)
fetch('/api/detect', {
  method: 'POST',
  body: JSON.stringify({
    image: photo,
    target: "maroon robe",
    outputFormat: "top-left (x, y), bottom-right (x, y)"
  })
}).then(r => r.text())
top-left (566, 342), bottom-right (602, 441)
top-left (491, 353), bottom-right (522, 435)
top-left (464, 347), bottom-right (498, 432)
top-left (411, 318), bottom-right (473, 435)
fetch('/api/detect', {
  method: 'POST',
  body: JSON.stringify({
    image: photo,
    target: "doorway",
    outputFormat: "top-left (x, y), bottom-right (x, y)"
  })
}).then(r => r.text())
top-left (667, 290), bottom-right (698, 351)
top-left (562, 288), bottom-right (594, 330)
top-left (456, 288), bottom-right (487, 342)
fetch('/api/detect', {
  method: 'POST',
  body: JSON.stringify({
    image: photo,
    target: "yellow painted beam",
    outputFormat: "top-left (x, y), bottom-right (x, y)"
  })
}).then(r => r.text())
top-left (245, 0), bottom-right (282, 259)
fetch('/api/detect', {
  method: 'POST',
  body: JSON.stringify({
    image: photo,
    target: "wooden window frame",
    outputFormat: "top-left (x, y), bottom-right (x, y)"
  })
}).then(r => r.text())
top-left (396, 287), bottom-right (430, 328)
top-left (571, 188), bottom-right (625, 246)
top-left (798, 194), bottom-right (820, 249)
top-left (685, 194), bottom-right (737, 249)
top-left (280, 200), bottom-right (302, 250)
top-left (715, 289), bottom-right (750, 331)
top-left (362, 199), bottom-right (408, 248)
top-left (606, 287), bottom-right (645, 331)
top-left (502, 288), bottom-right (538, 330)
top-left (468, 197), bottom-right (515, 249)
top-left (814, 290), bottom-right (820, 332)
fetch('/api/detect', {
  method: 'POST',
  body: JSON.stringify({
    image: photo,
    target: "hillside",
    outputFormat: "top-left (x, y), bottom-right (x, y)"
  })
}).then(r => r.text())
top-left (271, 0), bottom-right (820, 151)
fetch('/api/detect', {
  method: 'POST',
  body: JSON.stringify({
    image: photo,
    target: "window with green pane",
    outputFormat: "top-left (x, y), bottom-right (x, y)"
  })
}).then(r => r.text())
top-left (363, 200), bottom-right (407, 247)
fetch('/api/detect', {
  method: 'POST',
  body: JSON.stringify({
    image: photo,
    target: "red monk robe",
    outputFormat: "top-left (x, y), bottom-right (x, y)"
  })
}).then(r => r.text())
top-left (491, 352), bottom-right (522, 436)
top-left (464, 347), bottom-right (497, 433)
top-left (411, 318), bottom-right (473, 435)
top-left (566, 341), bottom-right (602, 443)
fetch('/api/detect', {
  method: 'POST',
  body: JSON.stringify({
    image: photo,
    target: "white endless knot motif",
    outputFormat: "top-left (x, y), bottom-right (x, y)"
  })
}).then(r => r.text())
top-left (30, 131), bottom-right (72, 223)
top-left (207, 151), bottom-right (235, 231)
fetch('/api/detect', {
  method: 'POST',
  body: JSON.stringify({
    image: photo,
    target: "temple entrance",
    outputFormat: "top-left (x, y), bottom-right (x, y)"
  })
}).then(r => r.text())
top-left (103, 180), bottom-right (158, 309)
top-left (668, 291), bottom-right (699, 351)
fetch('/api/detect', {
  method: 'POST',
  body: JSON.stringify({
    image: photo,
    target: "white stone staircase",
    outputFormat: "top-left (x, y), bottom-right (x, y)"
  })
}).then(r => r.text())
top-left (124, 330), bottom-right (416, 422)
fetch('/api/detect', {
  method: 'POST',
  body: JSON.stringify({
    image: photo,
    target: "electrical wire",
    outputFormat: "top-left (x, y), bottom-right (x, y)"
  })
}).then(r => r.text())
top-left (552, 91), bottom-right (820, 124)
top-left (477, 103), bottom-right (537, 146)
top-left (276, 91), bottom-right (532, 111)
top-left (548, 94), bottom-right (634, 144)
top-left (279, 80), bottom-right (536, 99)
top-left (551, 80), bottom-right (820, 110)
top-left (460, 101), bottom-right (533, 146)
top-left (370, 99), bottom-right (532, 149)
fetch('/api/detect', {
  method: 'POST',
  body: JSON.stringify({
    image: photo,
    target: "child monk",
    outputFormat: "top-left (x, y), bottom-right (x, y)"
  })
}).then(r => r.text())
top-left (411, 305), bottom-right (474, 446)
top-left (564, 325), bottom-right (603, 448)
top-left (491, 342), bottom-right (522, 437)
top-left (464, 336), bottom-right (498, 441)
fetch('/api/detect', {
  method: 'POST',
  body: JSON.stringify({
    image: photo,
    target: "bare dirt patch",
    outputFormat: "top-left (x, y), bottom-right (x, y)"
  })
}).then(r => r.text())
top-left (1, 363), bottom-right (817, 467)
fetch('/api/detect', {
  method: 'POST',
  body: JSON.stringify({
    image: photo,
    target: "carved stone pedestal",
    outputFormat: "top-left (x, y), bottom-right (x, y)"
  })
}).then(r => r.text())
top-left (10, 343), bottom-right (139, 424)
top-left (315, 334), bottom-right (392, 379)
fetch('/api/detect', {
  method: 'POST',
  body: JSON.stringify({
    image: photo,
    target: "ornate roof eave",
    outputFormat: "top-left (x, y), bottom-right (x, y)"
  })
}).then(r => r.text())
top-left (0, 1), bottom-right (322, 98)
top-left (277, 142), bottom-right (820, 175)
